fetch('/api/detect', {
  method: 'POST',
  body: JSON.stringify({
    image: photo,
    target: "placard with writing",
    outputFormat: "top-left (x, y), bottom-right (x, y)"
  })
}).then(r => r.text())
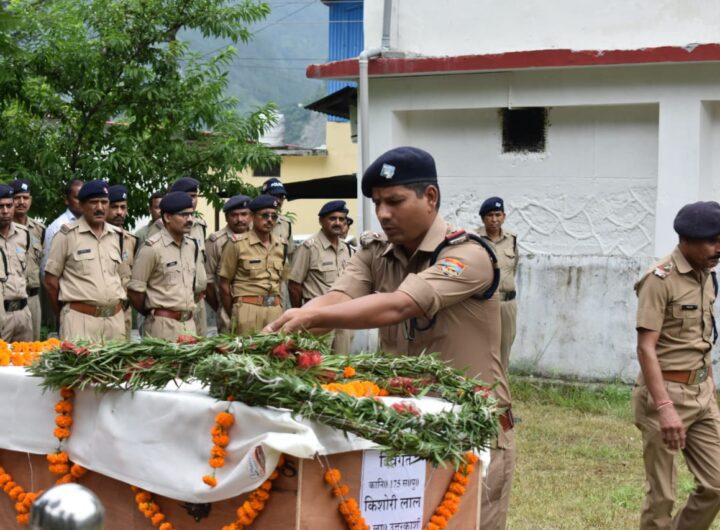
top-left (359, 450), bottom-right (426, 530)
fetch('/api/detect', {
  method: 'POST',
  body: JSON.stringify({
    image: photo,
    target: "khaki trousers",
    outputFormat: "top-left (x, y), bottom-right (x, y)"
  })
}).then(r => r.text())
top-left (2, 306), bottom-right (33, 342)
top-left (123, 307), bottom-right (132, 340)
top-left (633, 378), bottom-right (720, 530)
top-left (500, 299), bottom-right (517, 370)
top-left (60, 306), bottom-right (125, 342)
top-left (332, 329), bottom-right (354, 354)
top-left (216, 306), bottom-right (231, 335)
top-left (194, 300), bottom-right (207, 336)
top-left (232, 302), bottom-right (282, 336)
top-left (143, 314), bottom-right (196, 341)
top-left (481, 428), bottom-right (516, 530)
top-left (28, 294), bottom-right (41, 340)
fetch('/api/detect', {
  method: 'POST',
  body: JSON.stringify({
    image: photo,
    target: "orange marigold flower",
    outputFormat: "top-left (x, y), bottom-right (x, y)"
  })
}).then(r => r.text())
top-left (49, 464), bottom-right (69, 475)
top-left (135, 492), bottom-right (152, 504)
top-left (151, 513), bottom-right (166, 525)
top-left (452, 472), bottom-right (469, 486)
top-left (212, 434), bottom-right (230, 447)
top-left (55, 415), bottom-right (73, 428)
top-left (53, 427), bottom-right (71, 440)
top-left (70, 465), bottom-right (86, 479)
top-left (215, 412), bottom-right (235, 428)
top-left (55, 474), bottom-right (74, 485)
top-left (9, 485), bottom-right (24, 500)
top-left (210, 446), bottom-right (226, 458)
top-left (332, 485), bottom-right (349, 497)
top-left (202, 475), bottom-right (217, 488)
top-left (3, 481), bottom-right (17, 493)
top-left (268, 470), bottom-right (279, 481)
top-left (324, 468), bottom-right (342, 485)
top-left (210, 425), bottom-right (223, 436)
top-left (448, 482), bottom-right (465, 495)
top-left (0, 474), bottom-right (10, 486)
top-left (59, 387), bottom-right (75, 399)
top-left (465, 452), bottom-right (479, 464)
top-left (427, 524), bottom-right (441, 530)
top-left (16, 513), bottom-right (29, 525)
top-left (254, 489), bottom-right (270, 501)
top-left (343, 366), bottom-right (356, 378)
top-left (249, 499), bottom-right (264, 511)
top-left (209, 457), bottom-right (225, 468)
top-left (430, 514), bottom-right (448, 527)
top-left (158, 523), bottom-right (174, 530)
top-left (15, 501), bottom-right (28, 514)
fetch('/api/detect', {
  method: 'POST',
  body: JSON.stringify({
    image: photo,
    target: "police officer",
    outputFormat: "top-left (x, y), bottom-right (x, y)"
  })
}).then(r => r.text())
top-left (128, 192), bottom-right (206, 340)
top-left (288, 200), bottom-right (352, 352)
top-left (633, 201), bottom-right (720, 530)
top-left (42, 179), bottom-right (83, 275)
top-left (265, 146), bottom-right (514, 529)
top-left (10, 179), bottom-right (45, 340)
top-left (106, 185), bottom-right (136, 339)
top-left (43, 180), bottom-right (126, 342)
top-left (262, 177), bottom-right (295, 258)
top-left (0, 185), bottom-right (33, 342)
top-left (478, 197), bottom-right (518, 370)
top-left (205, 194), bottom-right (252, 334)
top-left (145, 177), bottom-right (208, 335)
top-left (218, 195), bottom-right (286, 335)
top-left (135, 190), bottom-right (164, 248)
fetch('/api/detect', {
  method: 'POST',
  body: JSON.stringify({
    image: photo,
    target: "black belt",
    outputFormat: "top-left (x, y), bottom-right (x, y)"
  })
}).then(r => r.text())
top-left (500, 290), bottom-right (516, 301)
top-left (26, 287), bottom-right (40, 297)
top-left (4, 298), bottom-right (28, 312)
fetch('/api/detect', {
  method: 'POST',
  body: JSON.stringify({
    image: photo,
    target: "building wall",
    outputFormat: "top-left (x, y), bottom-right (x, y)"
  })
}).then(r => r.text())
top-left (364, 0), bottom-right (720, 56)
top-left (361, 63), bottom-right (720, 380)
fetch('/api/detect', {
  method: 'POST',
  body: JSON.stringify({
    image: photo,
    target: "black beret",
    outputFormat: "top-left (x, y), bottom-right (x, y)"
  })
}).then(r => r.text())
top-left (361, 146), bottom-right (437, 198)
top-left (318, 200), bottom-right (348, 217)
top-left (346, 216), bottom-right (354, 227)
top-left (249, 194), bottom-right (279, 213)
top-left (223, 194), bottom-right (252, 213)
top-left (479, 197), bottom-right (504, 217)
top-left (169, 177), bottom-right (199, 193)
top-left (9, 179), bottom-right (30, 194)
top-left (0, 185), bottom-right (13, 199)
top-left (78, 180), bottom-right (109, 201)
top-left (673, 201), bottom-right (720, 239)
top-left (108, 184), bottom-right (128, 203)
top-left (261, 178), bottom-right (287, 197)
top-left (160, 191), bottom-right (194, 214)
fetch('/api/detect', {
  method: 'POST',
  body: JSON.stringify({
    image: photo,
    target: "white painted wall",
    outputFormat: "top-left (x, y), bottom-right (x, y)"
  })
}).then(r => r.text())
top-left (365, 0), bottom-right (720, 56)
top-left (359, 63), bottom-right (720, 380)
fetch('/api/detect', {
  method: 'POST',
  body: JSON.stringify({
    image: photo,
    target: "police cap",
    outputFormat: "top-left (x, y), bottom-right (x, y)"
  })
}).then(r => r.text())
top-left (78, 180), bottom-right (109, 201)
top-left (160, 191), bottom-right (194, 214)
top-left (479, 196), bottom-right (504, 217)
top-left (346, 216), bottom-right (354, 227)
top-left (223, 194), bottom-right (252, 213)
top-left (318, 200), bottom-right (348, 217)
top-left (108, 184), bottom-right (128, 204)
top-left (361, 146), bottom-right (437, 198)
top-left (673, 201), bottom-right (720, 239)
top-left (261, 178), bottom-right (287, 197)
top-left (249, 194), bottom-right (279, 213)
top-left (0, 185), bottom-right (13, 199)
top-left (9, 179), bottom-right (30, 195)
top-left (169, 177), bottom-right (199, 193)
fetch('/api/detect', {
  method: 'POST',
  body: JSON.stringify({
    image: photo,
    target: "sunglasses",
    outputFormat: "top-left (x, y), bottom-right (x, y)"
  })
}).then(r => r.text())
top-left (257, 213), bottom-right (279, 221)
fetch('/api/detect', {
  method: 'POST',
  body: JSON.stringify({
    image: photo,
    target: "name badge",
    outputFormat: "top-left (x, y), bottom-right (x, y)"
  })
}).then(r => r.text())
top-left (681, 304), bottom-right (698, 310)
top-left (166, 261), bottom-right (178, 267)
top-left (78, 249), bottom-right (92, 255)
top-left (249, 259), bottom-right (261, 264)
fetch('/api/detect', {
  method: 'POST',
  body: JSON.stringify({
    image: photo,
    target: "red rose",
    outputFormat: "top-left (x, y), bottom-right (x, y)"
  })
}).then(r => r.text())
top-left (387, 376), bottom-right (418, 396)
top-left (474, 386), bottom-right (492, 399)
top-left (176, 335), bottom-right (198, 345)
top-left (296, 350), bottom-right (323, 369)
top-left (61, 340), bottom-right (76, 351)
top-left (138, 358), bottom-right (156, 369)
top-left (271, 343), bottom-right (291, 360)
top-left (391, 401), bottom-right (421, 416)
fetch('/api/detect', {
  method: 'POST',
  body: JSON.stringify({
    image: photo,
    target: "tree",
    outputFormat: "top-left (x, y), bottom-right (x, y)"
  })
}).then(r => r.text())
top-left (0, 0), bottom-right (279, 223)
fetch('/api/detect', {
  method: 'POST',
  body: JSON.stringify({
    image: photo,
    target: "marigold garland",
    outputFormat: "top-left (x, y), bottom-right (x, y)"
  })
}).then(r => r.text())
top-left (202, 401), bottom-right (236, 488)
top-left (47, 387), bottom-right (87, 485)
top-left (131, 486), bottom-right (175, 530)
top-left (323, 451), bottom-right (479, 530)
top-left (0, 338), bottom-right (61, 367)
top-left (321, 381), bottom-right (389, 398)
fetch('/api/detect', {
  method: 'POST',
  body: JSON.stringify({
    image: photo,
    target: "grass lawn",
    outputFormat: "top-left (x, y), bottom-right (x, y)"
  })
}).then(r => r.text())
top-left (507, 377), bottom-right (720, 530)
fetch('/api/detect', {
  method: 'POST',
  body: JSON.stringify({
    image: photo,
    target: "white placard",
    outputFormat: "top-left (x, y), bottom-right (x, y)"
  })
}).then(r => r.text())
top-left (360, 450), bottom-right (426, 530)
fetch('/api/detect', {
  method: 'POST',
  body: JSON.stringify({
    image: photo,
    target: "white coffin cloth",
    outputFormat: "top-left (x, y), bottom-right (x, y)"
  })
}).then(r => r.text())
top-left (0, 367), bottom-right (479, 503)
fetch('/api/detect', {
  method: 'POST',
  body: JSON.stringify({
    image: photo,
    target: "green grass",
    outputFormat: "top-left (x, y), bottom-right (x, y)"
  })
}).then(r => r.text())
top-left (507, 376), bottom-right (720, 529)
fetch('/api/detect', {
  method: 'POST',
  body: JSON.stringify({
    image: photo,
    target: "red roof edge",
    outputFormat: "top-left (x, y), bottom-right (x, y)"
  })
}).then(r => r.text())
top-left (306, 43), bottom-right (720, 79)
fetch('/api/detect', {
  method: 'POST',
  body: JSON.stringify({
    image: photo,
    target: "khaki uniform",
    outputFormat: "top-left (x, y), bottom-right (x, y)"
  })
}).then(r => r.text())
top-left (118, 230), bottom-right (136, 339)
top-left (128, 227), bottom-right (205, 340)
top-left (218, 230), bottom-right (286, 335)
top-left (0, 223), bottom-right (33, 342)
top-left (205, 225), bottom-right (235, 334)
top-left (45, 218), bottom-right (126, 342)
top-left (134, 221), bottom-right (153, 250)
top-left (18, 217), bottom-right (45, 340)
top-left (332, 215), bottom-right (513, 529)
top-left (288, 230), bottom-right (352, 353)
top-left (479, 227), bottom-right (518, 370)
top-left (633, 247), bottom-right (720, 530)
top-left (274, 213), bottom-right (295, 310)
top-left (146, 217), bottom-right (208, 335)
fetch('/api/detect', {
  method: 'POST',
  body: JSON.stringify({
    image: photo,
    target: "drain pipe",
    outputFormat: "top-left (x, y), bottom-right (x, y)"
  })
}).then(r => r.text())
top-left (357, 0), bottom-right (392, 234)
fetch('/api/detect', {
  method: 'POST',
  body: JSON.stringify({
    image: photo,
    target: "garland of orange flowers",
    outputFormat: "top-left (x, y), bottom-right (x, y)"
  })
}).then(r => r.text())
top-left (202, 399), bottom-right (236, 488)
top-left (47, 387), bottom-right (87, 485)
top-left (323, 451), bottom-right (479, 530)
top-left (131, 486), bottom-right (175, 530)
top-left (321, 381), bottom-right (389, 398)
top-left (0, 338), bottom-right (61, 367)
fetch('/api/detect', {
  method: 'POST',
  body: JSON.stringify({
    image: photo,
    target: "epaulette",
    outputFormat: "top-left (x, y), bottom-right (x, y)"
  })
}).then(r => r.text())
top-left (359, 231), bottom-right (387, 249)
top-left (13, 222), bottom-right (29, 233)
top-left (230, 232), bottom-right (250, 243)
top-left (302, 235), bottom-right (319, 249)
top-left (145, 232), bottom-right (162, 246)
top-left (30, 218), bottom-right (46, 230)
top-left (123, 229), bottom-right (136, 240)
top-left (194, 217), bottom-right (207, 227)
top-left (208, 232), bottom-right (218, 242)
top-left (653, 261), bottom-right (674, 279)
top-left (60, 221), bottom-right (79, 234)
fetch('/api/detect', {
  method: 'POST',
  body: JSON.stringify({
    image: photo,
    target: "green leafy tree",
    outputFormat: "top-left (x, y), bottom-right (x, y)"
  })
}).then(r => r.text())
top-left (0, 0), bottom-right (279, 223)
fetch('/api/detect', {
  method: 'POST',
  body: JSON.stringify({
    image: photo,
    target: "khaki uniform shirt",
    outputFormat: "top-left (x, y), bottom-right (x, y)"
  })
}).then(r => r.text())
top-left (478, 227), bottom-right (518, 294)
top-left (134, 221), bottom-right (153, 250)
top-left (635, 246), bottom-right (716, 371)
top-left (118, 230), bottom-right (136, 290)
top-left (218, 231), bottom-right (286, 297)
top-left (331, 215), bottom-right (509, 408)
top-left (128, 228), bottom-right (206, 312)
top-left (273, 214), bottom-right (295, 258)
top-left (18, 218), bottom-right (45, 290)
top-left (45, 218), bottom-right (125, 305)
top-left (288, 230), bottom-right (351, 301)
top-left (205, 225), bottom-right (235, 285)
top-left (0, 223), bottom-right (30, 301)
top-left (146, 216), bottom-right (207, 244)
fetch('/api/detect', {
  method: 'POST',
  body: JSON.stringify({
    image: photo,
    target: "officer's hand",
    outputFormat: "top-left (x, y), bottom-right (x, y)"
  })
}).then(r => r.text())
top-left (263, 309), bottom-right (309, 333)
top-left (658, 405), bottom-right (685, 450)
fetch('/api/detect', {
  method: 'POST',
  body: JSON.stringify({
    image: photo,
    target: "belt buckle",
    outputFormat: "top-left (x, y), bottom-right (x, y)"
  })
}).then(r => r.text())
top-left (98, 305), bottom-right (115, 318)
top-left (691, 367), bottom-right (708, 385)
top-left (262, 295), bottom-right (276, 307)
top-left (7, 300), bottom-right (19, 311)
top-left (179, 310), bottom-right (192, 322)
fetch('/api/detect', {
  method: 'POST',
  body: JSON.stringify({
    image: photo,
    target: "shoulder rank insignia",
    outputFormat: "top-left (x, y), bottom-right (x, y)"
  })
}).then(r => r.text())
top-left (359, 231), bottom-right (386, 249)
top-left (208, 232), bottom-right (218, 242)
top-left (653, 262), bottom-right (674, 278)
